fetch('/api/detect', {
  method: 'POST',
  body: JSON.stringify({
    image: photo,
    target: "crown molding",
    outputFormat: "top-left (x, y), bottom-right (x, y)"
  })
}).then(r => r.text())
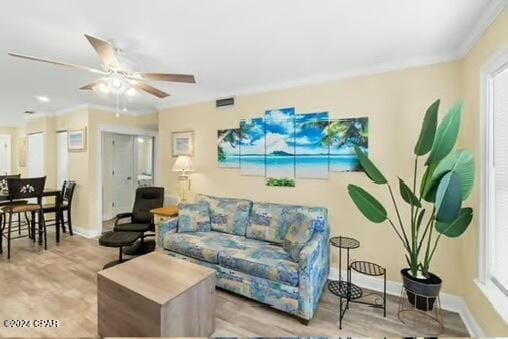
top-left (158, 51), bottom-right (460, 113)
top-left (458, 0), bottom-right (507, 58)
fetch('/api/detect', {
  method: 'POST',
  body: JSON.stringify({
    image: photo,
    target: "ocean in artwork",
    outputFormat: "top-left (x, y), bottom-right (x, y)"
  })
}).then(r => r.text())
top-left (217, 128), bottom-right (240, 168)
top-left (264, 108), bottom-right (296, 186)
top-left (239, 118), bottom-right (265, 176)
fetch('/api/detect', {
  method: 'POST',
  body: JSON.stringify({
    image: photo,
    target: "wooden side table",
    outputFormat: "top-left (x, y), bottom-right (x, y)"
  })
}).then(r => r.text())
top-left (151, 206), bottom-right (178, 248)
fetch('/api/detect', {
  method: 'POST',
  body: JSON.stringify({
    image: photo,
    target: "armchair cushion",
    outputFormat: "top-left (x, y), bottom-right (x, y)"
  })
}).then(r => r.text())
top-left (114, 223), bottom-right (151, 232)
top-left (178, 202), bottom-right (211, 232)
top-left (283, 212), bottom-right (314, 262)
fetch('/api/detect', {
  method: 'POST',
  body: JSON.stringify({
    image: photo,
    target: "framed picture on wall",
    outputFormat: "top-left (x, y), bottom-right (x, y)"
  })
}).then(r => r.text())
top-left (68, 128), bottom-right (87, 151)
top-left (172, 130), bottom-right (194, 156)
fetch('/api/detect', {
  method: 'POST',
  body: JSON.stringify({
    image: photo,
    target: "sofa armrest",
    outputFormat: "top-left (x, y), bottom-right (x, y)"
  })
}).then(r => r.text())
top-left (298, 226), bottom-right (330, 320)
top-left (155, 216), bottom-right (178, 249)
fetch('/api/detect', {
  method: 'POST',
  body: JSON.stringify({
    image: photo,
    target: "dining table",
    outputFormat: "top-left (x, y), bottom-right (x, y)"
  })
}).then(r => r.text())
top-left (0, 188), bottom-right (62, 243)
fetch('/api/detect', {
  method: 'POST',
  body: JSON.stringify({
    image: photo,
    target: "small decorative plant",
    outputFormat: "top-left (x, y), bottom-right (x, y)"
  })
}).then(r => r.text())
top-left (348, 99), bottom-right (474, 287)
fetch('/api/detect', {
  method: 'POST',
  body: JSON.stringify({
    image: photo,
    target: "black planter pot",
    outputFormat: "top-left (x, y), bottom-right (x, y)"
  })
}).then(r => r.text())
top-left (401, 268), bottom-right (442, 311)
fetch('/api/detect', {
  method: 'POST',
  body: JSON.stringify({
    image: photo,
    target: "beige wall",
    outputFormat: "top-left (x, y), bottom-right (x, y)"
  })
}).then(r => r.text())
top-left (0, 127), bottom-right (16, 173)
top-left (159, 61), bottom-right (464, 294)
top-left (12, 109), bottom-right (158, 233)
top-left (459, 8), bottom-right (508, 336)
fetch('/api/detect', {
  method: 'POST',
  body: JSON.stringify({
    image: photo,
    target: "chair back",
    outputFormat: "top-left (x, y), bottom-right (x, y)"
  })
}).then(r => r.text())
top-left (131, 187), bottom-right (164, 224)
top-left (7, 177), bottom-right (46, 201)
top-left (0, 174), bottom-right (21, 191)
top-left (61, 180), bottom-right (76, 204)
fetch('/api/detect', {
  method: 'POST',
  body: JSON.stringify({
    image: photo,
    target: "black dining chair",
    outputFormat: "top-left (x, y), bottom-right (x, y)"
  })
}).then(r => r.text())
top-left (113, 186), bottom-right (164, 254)
top-left (0, 176), bottom-right (47, 259)
top-left (0, 174), bottom-right (29, 236)
top-left (43, 180), bottom-right (76, 236)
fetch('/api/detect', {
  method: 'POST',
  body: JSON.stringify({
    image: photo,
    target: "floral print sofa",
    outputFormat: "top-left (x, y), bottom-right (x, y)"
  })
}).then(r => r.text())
top-left (156, 194), bottom-right (330, 323)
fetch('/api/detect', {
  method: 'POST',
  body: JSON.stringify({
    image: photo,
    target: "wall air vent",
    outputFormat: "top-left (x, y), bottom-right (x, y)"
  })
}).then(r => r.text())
top-left (216, 97), bottom-right (235, 108)
top-left (24, 110), bottom-right (36, 115)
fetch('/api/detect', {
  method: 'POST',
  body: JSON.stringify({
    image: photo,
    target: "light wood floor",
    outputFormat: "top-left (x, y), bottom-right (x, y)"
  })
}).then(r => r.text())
top-left (0, 232), bottom-right (469, 337)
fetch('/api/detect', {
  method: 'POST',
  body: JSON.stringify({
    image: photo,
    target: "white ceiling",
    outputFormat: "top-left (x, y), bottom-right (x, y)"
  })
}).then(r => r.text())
top-left (0, 0), bottom-right (504, 126)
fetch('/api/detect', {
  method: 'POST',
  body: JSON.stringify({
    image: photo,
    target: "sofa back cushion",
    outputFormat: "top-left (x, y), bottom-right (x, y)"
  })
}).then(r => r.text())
top-left (195, 194), bottom-right (252, 236)
top-left (246, 202), bottom-right (328, 244)
top-left (178, 202), bottom-right (211, 232)
top-left (283, 212), bottom-right (314, 262)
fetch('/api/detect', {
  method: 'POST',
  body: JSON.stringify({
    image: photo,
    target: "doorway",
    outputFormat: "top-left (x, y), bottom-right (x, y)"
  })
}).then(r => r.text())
top-left (28, 132), bottom-right (44, 177)
top-left (101, 132), bottom-right (155, 230)
top-left (0, 135), bottom-right (11, 175)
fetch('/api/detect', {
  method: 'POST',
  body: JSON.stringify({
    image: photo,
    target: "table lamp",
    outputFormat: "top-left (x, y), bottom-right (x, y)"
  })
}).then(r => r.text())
top-left (172, 155), bottom-right (194, 201)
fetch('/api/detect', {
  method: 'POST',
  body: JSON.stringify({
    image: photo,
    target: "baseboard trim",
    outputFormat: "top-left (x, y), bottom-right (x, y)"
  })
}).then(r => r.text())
top-left (329, 268), bottom-right (484, 337)
top-left (73, 226), bottom-right (99, 239)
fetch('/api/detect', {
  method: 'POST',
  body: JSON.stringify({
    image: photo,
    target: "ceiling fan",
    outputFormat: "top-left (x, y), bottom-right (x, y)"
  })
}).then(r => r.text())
top-left (8, 34), bottom-right (196, 98)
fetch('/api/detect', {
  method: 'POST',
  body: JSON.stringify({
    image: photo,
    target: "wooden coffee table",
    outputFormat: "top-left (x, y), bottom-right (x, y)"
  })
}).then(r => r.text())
top-left (97, 251), bottom-right (216, 337)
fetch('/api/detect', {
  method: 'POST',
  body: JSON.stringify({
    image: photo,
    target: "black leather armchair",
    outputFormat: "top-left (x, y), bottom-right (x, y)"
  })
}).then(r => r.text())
top-left (113, 186), bottom-right (164, 254)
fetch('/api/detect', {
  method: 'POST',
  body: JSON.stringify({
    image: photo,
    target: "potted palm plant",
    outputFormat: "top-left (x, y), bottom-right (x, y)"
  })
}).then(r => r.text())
top-left (348, 99), bottom-right (475, 311)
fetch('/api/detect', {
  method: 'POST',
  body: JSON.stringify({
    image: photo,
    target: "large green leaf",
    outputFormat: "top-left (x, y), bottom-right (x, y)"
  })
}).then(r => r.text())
top-left (420, 163), bottom-right (438, 202)
top-left (348, 184), bottom-right (387, 223)
top-left (426, 101), bottom-right (462, 165)
top-left (435, 207), bottom-right (473, 238)
top-left (399, 178), bottom-right (421, 208)
top-left (416, 209), bottom-right (426, 232)
top-left (354, 146), bottom-right (387, 184)
top-left (430, 149), bottom-right (475, 201)
top-left (435, 171), bottom-right (462, 223)
top-left (414, 99), bottom-right (440, 156)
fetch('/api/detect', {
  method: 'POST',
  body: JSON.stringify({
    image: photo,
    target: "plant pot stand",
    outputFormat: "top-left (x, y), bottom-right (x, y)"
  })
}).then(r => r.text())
top-left (398, 285), bottom-right (444, 335)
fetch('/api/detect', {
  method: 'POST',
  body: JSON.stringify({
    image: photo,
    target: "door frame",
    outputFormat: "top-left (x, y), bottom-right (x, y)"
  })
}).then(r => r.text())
top-left (0, 134), bottom-right (12, 175)
top-left (96, 125), bottom-right (159, 234)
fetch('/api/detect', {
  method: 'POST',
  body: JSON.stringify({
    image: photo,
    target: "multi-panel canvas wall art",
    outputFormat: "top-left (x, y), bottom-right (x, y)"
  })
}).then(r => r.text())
top-left (216, 107), bottom-right (368, 187)
top-left (295, 112), bottom-right (329, 179)
top-left (329, 117), bottom-right (369, 172)
top-left (239, 118), bottom-right (265, 176)
top-left (265, 108), bottom-right (296, 187)
top-left (217, 128), bottom-right (240, 168)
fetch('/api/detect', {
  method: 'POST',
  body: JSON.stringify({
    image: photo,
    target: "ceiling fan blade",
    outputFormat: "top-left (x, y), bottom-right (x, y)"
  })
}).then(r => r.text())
top-left (8, 52), bottom-right (107, 74)
top-left (138, 72), bottom-right (196, 83)
top-left (132, 82), bottom-right (170, 98)
top-left (79, 79), bottom-right (105, 90)
top-left (84, 34), bottom-right (120, 70)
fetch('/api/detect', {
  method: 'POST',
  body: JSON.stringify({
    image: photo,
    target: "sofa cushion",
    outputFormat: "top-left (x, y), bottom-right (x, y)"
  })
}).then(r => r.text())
top-left (218, 244), bottom-right (300, 287)
top-left (283, 212), bottom-right (314, 262)
top-left (163, 231), bottom-right (248, 264)
top-left (178, 202), bottom-right (211, 232)
top-left (195, 194), bottom-right (252, 236)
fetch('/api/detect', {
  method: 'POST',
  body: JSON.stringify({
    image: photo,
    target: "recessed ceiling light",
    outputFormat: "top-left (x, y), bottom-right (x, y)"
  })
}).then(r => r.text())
top-left (35, 95), bottom-right (50, 102)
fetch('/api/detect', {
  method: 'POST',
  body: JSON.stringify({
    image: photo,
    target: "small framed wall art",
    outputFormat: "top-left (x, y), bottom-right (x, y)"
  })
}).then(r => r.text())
top-left (68, 128), bottom-right (87, 151)
top-left (172, 130), bottom-right (194, 157)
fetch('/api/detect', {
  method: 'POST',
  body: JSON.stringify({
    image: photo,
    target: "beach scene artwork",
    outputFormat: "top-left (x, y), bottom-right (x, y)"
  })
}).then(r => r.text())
top-left (295, 112), bottom-right (330, 179)
top-left (217, 128), bottom-right (240, 168)
top-left (239, 118), bottom-right (265, 176)
top-left (217, 107), bottom-right (369, 187)
top-left (265, 108), bottom-right (296, 187)
top-left (329, 117), bottom-right (369, 172)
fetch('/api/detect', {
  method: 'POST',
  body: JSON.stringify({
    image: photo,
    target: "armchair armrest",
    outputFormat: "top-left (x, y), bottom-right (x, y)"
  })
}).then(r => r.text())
top-left (115, 212), bottom-right (133, 226)
top-left (155, 216), bottom-right (178, 249)
top-left (298, 226), bottom-right (330, 320)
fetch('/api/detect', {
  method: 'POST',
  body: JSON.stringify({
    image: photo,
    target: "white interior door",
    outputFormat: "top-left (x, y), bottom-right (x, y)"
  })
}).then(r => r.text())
top-left (0, 135), bottom-right (11, 175)
top-left (56, 131), bottom-right (69, 187)
top-left (28, 133), bottom-right (44, 177)
top-left (111, 134), bottom-right (135, 215)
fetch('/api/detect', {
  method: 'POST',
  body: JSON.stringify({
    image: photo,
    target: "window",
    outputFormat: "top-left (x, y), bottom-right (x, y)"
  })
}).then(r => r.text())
top-left (56, 131), bottom-right (69, 187)
top-left (479, 50), bottom-right (508, 322)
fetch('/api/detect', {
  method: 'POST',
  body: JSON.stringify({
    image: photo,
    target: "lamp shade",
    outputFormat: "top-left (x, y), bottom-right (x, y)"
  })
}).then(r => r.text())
top-left (172, 155), bottom-right (194, 172)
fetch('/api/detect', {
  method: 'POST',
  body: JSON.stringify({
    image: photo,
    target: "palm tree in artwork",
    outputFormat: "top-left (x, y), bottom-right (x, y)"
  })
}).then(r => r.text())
top-left (302, 117), bottom-right (368, 149)
top-left (217, 129), bottom-right (240, 162)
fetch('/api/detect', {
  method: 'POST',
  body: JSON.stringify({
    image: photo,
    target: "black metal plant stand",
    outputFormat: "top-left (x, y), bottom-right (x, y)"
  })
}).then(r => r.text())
top-left (328, 236), bottom-right (387, 329)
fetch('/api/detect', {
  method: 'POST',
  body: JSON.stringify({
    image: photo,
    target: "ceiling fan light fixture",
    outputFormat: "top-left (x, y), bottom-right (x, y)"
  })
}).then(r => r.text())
top-left (97, 83), bottom-right (109, 94)
top-left (126, 87), bottom-right (137, 97)
top-left (110, 76), bottom-right (122, 89)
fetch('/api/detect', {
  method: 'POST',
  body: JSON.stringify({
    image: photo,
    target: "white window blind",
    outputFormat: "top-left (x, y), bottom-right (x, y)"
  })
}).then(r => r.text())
top-left (491, 66), bottom-right (508, 294)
